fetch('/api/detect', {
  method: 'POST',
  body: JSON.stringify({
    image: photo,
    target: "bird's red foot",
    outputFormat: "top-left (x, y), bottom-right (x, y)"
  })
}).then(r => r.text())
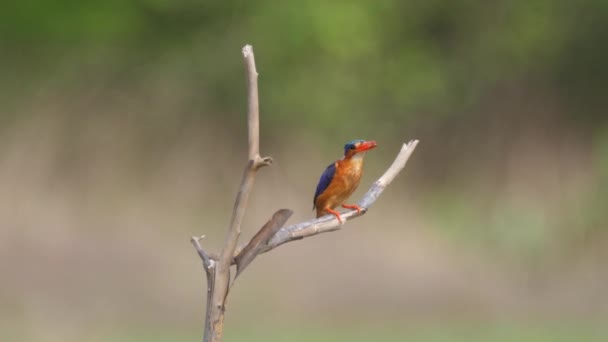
top-left (342, 203), bottom-right (362, 214)
top-left (326, 208), bottom-right (343, 224)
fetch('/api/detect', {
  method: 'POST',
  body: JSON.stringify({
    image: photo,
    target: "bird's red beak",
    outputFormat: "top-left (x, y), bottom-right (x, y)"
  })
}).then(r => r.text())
top-left (355, 140), bottom-right (378, 152)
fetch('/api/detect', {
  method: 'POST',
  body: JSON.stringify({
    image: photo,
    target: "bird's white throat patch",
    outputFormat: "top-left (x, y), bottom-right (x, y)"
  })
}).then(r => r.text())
top-left (351, 152), bottom-right (366, 160)
top-left (348, 153), bottom-right (365, 173)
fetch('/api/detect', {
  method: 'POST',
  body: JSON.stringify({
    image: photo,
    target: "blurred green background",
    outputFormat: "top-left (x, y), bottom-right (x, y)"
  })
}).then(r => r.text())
top-left (1, 1), bottom-right (607, 341)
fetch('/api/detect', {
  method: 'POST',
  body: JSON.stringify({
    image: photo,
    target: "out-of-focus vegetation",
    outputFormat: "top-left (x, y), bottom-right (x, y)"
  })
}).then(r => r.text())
top-left (1, 1), bottom-right (607, 341)
top-left (3, 1), bottom-right (607, 129)
top-left (3, 0), bottom-right (605, 255)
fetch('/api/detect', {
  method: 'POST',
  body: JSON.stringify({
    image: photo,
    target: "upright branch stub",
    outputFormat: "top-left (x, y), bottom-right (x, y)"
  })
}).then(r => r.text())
top-left (191, 235), bottom-right (214, 272)
top-left (242, 45), bottom-right (272, 169)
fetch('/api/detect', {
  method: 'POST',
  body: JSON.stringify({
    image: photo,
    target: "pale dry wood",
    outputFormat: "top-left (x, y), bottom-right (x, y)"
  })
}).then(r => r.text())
top-left (231, 140), bottom-right (419, 260)
top-left (200, 44), bottom-right (272, 342)
top-left (191, 44), bottom-right (419, 342)
top-left (190, 236), bottom-right (216, 341)
top-left (191, 235), bottom-right (213, 271)
top-left (234, 209), bottom-right (292, 278)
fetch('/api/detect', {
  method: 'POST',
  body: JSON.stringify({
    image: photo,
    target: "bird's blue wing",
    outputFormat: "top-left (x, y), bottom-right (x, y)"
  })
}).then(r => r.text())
top-left (313, 162), bottom-right (336, 209)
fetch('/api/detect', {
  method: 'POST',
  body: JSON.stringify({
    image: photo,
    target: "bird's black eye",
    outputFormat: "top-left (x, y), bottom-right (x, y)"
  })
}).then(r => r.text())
top-left (350, 145), bottom-right (356, 149)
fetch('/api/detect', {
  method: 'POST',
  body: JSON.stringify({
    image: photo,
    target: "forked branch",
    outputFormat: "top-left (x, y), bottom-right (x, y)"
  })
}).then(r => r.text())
top-left (190, 44), bottom-right (419, 342)
top-left (197, 44), bottom-right (273, 342)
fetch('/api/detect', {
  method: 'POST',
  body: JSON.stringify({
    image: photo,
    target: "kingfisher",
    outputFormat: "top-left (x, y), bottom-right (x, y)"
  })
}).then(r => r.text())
top-left (313, 139), bottom-right (378, 223)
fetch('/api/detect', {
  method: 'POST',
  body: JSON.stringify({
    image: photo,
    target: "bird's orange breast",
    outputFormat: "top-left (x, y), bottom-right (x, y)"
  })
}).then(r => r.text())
top-left (314, 158), bottom-right (364, 217)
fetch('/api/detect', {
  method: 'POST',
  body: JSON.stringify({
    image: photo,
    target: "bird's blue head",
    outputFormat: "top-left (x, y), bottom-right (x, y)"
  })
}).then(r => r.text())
top-left (343, 139), bottom-right (378, 157)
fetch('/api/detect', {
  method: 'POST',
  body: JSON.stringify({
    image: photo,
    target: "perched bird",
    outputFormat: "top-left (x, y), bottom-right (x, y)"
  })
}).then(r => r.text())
top-left (313, 139), bottom-right (378, 223)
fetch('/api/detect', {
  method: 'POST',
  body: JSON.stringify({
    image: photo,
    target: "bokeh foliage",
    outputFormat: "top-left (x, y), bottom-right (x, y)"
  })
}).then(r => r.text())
top-left (2, 0), bottom-right (606, 128)
top-left (2, 0), bottom-right (607, 253)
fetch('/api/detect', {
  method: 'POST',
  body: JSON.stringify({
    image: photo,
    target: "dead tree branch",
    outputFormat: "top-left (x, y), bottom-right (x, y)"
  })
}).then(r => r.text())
top-left (194, 44), bottom-right (273, 342)
top-left (231, 140), bottom-right (419, 260)
top-left (191, 235), bottom-right (214, 271)
top-left (190, 44), bottom-right (419, 342)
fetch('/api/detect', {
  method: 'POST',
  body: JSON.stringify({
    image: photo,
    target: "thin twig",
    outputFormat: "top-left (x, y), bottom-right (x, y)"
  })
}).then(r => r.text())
top-left (191, 235), bottom-right (213, 272)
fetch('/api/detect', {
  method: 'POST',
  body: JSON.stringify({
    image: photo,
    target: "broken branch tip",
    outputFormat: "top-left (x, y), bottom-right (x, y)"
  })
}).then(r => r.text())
top-left (242, 44), bottom-right (253, 57)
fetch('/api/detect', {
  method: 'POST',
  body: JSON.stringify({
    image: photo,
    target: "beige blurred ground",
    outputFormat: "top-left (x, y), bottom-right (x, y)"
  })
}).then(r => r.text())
top-left (1, 86), bottom-right (607, 342)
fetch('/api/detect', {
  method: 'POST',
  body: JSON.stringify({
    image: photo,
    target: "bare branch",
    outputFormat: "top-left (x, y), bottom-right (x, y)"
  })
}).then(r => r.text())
top-left (218, 45), bottom-right (271, 270)
top-left (243, 45), bottom-right (259, 162)
top-left (242, 45), bottom-right (273, 170)
top-left (203, 44), bottom-right (272, 342)
top-left (191, 235), bottom-right (214, 272)
top-left (234, 209), bottom-right (293, 279)
top-left (191, 235), bottom-right (216, 342)
top-left (232, 140), bottom-right (419, 259)
top-left (190, 44), bottom-right (420, 342)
